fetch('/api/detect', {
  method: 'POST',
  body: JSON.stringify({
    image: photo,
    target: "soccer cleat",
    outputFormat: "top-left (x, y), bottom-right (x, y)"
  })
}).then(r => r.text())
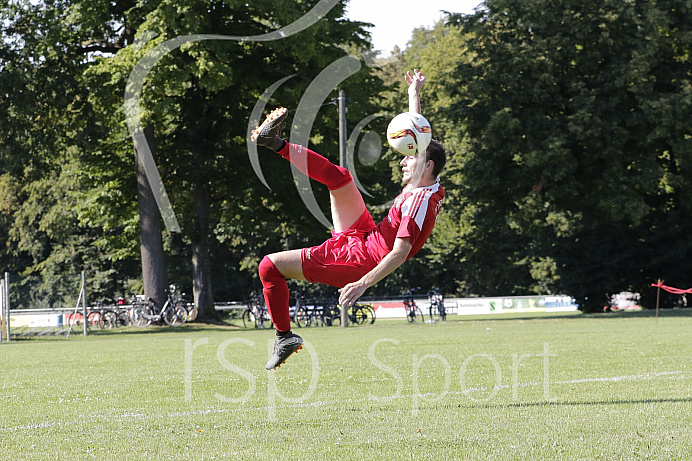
top-left (265, 332), bottom-right (304, 370)
top-left (251, 107), bottom-right (288, 150)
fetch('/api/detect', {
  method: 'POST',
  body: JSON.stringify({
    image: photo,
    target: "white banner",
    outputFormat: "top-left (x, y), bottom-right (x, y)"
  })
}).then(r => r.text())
top-left (370, 296), bottom-right (578, 318)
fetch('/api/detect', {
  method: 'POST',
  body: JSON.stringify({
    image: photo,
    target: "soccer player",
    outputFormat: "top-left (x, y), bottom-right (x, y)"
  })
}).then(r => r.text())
top-left (252, 70), bottom-right (446, 370)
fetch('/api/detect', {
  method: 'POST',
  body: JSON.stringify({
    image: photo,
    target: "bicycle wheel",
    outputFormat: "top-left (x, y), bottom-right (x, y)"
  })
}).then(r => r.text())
top-left (131, 306), bottom-right (151, 328)
top-left (311, 309), bottom-right (325, 327)
top-left (241, 308), bottom-right (255, 328)
top-left (355, 304), bottom-right (375, 325)
top-left (294, 306), bottom-right (310, 328)
top-left (117, 309), bottom-right (132, 327)
top-left (329, 306), bottom-right (341, 327)
top-left (256, 310), bottom-right (273, 329)
top-left (365, 305), bottom-right (376, 324)
top-left (86, 311), bottom-right (101, 330)
top-left (350, 306), bottom-right (362, 325)
top-left (164, 305), bottom-right (187, 326)
top-left (413, 306), bottom-right (424, 323)
top-left (429, 306), bottom-right (439, 323)
top-left (320, 306), bottom-right (334, 327)
top-left (66, 312), bottom-right (83, 327)
top-left (100, 310), bottom-right (118, 329)
top-left (185, 304), bottom-right (198, 322)
top-left (350, 305), bottom-right (366, 325)
top-left (406, 306), bottom-right (416, 323)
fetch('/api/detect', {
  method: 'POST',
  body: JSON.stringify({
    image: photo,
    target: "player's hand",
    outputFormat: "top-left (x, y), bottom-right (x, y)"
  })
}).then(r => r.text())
top-left (338, 281), bottom-right (367, 307)
top-left (406, 69), bottom-right (426, 93)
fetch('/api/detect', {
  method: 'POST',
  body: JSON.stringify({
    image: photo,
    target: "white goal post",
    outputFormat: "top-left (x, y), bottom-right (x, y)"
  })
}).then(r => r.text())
top-left (0, 273), bottom-right (9, 343)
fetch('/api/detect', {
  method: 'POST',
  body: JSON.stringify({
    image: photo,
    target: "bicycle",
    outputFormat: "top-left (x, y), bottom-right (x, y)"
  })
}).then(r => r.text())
top-left (403, 288), bottom-right (424, 323)
top-left (99, 305), bottom-right (133, 329)
top-left (66, 308), bottom-right (102, 330)
top-left (131, 285), bottom-right (188, 327)
top-left (292, 295), bottom-right (329, 328)
top-left (242, 293), bottom-right (272, 329)
top-left (427, 288), bottom-right (446, 323)
top-left (320, 297), bottom-right (340, 326)
top-left (86, 301), bottom-right (105, 330)
top-left (329, 302), bottom-right (376, 326)
top-left (290, 294), bottom-right (312, 328)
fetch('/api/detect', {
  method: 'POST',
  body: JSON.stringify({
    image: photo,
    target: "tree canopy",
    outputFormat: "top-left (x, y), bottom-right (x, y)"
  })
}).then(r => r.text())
top-left (438, 0), bottom-right (692, 310)
top-left (2, 0), bottom-right (690, 312)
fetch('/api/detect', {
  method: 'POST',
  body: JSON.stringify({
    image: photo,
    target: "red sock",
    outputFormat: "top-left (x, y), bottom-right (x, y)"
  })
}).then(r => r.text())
top-left (276, 142), bottom-right (352, 190)
top-left (258, 256), bottom-right (291, 332)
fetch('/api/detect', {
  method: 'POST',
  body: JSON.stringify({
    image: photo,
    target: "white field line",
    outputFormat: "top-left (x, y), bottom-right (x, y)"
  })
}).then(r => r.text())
top-left (2, 370), bottom-right (686, 432)
top-left (417, 370), bottom-right (684, 399)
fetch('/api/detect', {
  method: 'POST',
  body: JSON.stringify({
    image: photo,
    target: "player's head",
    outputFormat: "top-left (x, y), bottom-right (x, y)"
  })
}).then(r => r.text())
top-left (400, 139), bottom-right (446, 186)
top-left (424, 139), bottom-right (446, 178)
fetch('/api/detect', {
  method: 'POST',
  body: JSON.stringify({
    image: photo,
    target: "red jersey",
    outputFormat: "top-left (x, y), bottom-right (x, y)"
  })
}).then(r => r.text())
top-left (366, 180), bottom-right (445, 262)
top-left (301, 179), bottom-right (445, 288)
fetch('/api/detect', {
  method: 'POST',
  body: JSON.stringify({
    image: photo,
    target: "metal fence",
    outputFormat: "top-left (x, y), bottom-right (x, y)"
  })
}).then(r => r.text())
top-left (0, 271), bottom-right (87, 341)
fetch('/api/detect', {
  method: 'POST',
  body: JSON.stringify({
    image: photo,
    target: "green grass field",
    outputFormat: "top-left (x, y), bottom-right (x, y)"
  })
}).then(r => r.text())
top-left (1, 311), bottom-right (691, 460)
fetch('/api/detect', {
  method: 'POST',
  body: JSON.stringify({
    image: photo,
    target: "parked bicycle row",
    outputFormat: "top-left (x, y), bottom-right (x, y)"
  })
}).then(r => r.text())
top-left (403, 288), bottom-right (447, 323)
top-left (64, 285), bottom-right (193, 329)
top-left (61, 285), bottom-right (444, 331)
top-left (240, 288), bottom-right (446, 330)
top-left (240, 293), bottom-right (376, 329)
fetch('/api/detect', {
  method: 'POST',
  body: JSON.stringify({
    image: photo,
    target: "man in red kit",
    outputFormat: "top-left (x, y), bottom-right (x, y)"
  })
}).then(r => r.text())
top-left (251, 70), bottom-right (446, 370)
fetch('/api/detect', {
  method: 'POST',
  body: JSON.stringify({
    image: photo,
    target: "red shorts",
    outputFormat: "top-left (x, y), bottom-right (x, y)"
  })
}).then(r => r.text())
top-left (301, 210), bottom-right (379, 288)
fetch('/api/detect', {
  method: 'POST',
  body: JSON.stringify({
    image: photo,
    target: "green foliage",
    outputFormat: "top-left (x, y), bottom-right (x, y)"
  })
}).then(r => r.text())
top-left (0, 0), bottom-right (140, 300)
top-left (4, 0), bottom-right (691, 309)
top-left (370, 19), bottom-right (474, 297)
top-left (443, 0), bottom-right (692, 310)
top-left (2, 0), bottom-right (389, 304)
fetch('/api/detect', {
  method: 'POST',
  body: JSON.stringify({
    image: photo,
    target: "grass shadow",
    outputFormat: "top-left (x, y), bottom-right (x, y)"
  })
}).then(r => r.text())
top-left (503, 396), bottom-right (692, 408)
top-left (85, 322), bottom-right (251, 337)
top-left (452, 308), bottom-right (692, 323)
top-left (583, 309), bottom-right (692, 319)
top-left (410, 397), bottom-right (692, 413)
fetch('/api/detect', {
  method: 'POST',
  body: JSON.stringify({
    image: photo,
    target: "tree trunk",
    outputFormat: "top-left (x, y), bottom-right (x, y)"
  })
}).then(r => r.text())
top-left (135, 124), bottom-right (168, 308)
top-left (191, 183), bottom-right (215, 320)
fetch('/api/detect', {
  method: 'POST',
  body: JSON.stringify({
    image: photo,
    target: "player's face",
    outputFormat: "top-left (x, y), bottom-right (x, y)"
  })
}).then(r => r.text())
top-left (400, 152), bottom-right (429, 185)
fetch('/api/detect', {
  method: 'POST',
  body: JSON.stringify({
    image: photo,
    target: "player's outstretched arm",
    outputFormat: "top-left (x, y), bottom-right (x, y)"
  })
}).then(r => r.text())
top-left (405, 69), bottom-right (426, 115)
top-left (338, 237), bottom-right (413, 306)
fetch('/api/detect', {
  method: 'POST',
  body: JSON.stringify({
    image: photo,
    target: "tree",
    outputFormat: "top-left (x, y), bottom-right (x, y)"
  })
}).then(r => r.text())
top-left (85, 0), bottom-right (384, 317)
top-left (445, 0), bottom-right (692, 310)
top-left (1, 0), bottom-right (142, 301)
top-left (371, 19), bottom-right (479, 297)
top-left (135, 125), bottom-right (169, 309)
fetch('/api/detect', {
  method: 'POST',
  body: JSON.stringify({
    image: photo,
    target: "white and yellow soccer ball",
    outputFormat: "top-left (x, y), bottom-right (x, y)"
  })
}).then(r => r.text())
top-left (386, 112), bottom-right (432, 156)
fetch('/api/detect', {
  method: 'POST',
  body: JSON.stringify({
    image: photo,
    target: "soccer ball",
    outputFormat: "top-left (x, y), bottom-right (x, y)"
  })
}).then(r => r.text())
top-left (386, 112), bottom-right (432, 156)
